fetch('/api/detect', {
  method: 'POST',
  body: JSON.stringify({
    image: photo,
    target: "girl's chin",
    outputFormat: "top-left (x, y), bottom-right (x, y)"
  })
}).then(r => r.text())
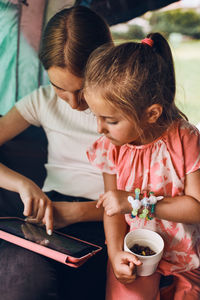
top-left (107, 137), bottom-right (121, 146)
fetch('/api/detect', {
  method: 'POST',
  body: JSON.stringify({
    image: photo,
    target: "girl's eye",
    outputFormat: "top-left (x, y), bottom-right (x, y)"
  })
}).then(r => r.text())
top-left (107, 121), bottom-right (118, 125)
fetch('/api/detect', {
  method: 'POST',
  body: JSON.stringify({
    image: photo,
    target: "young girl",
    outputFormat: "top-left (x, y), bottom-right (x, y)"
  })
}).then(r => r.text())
top-left (84, 33), bottom-right (200, 299)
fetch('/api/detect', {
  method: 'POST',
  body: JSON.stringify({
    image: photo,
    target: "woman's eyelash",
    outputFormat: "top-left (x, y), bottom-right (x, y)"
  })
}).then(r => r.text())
top-left (56, 86), bottom-right (65, 91)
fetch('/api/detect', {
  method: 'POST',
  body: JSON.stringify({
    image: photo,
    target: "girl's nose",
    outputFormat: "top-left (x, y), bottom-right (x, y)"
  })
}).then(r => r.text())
top-left (97, 118), bottom-right (108, 134)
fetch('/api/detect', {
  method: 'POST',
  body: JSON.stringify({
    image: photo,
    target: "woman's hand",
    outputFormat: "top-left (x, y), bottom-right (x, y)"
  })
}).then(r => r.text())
top-left (18, 179), bottom-right (53, 235)
top-left (110, 250), bottom-right (142, 284)
top-left (52, 201), bottom-right (76, 228)
top-left (96, 190), bottom-right (132, 216)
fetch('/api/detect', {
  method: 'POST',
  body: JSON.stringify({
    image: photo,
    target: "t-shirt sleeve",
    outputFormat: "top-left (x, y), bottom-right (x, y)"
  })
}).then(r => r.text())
top-left (15, 85), bottom-right (51, 127)
top-left (87, 136), bottom-right (117, 174)
top-left (181, 122), bottom-right (200, 174)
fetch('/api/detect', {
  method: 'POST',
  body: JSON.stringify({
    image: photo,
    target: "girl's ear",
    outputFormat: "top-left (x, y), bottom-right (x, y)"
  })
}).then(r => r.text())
top-left (146, 104), bottom-right (163, 124)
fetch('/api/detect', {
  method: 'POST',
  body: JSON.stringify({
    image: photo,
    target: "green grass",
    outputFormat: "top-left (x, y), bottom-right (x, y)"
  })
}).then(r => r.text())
top-left (171, 40), bottom-right (200, 126)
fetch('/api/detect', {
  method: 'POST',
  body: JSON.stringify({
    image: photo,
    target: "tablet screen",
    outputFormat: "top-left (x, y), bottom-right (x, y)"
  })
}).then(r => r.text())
top-left (0, 219), bottom-right (99, 258)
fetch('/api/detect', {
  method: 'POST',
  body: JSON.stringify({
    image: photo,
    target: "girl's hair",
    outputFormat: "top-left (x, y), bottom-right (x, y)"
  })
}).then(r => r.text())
top-left (39, 5), bottom-right (112, 77)
top-left (84, 32), bottom-right (187, 129)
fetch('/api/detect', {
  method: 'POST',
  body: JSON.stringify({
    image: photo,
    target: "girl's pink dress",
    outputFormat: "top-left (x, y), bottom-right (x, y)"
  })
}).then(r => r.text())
top-left (87, 120), bottom-right (200, 299)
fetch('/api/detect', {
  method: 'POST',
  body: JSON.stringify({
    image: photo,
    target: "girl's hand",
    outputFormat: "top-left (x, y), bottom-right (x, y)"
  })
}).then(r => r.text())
top-left (96, 190), bottom-right (132, 216)
top-left (18, 179), bottom-right (53, 235)
top-left (110, 250), bottom-right (142, 284)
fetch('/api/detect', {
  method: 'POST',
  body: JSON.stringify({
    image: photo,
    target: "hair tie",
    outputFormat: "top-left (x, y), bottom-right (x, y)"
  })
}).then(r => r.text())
top-left (141, 38), bottom-right (154, 47)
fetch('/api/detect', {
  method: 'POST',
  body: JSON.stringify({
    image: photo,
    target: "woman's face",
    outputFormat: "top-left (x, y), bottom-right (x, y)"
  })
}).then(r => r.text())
top-left (48, 66), bottom-right (88, 111)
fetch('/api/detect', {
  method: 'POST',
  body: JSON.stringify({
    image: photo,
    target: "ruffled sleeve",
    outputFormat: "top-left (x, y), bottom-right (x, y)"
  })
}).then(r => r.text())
top-left (180, 121), bottom-right (200, 174)
top-left (87, 136), bottom-right (117, 174)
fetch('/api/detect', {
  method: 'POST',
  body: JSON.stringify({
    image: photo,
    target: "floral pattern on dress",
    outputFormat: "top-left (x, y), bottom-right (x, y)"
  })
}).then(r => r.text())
top-left (87, 120), bottom-right (200, 273)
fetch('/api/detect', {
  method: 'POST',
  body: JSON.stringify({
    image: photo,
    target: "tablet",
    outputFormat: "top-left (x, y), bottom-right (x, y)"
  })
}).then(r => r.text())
top-left (0, 217), bottom-right (102, 267)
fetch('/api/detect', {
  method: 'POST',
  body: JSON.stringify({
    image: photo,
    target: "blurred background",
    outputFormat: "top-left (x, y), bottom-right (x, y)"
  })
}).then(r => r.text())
top-left (111, 0), bottom-right (200, 127)
top-left (0, 0), bottom-right (199, 126)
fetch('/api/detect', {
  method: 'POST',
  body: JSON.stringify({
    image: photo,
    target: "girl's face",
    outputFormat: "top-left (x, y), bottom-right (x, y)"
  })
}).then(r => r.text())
top-left (84, 90), bottom-right (142, 146)
top-left (48, 66), bottom-right (88, 111)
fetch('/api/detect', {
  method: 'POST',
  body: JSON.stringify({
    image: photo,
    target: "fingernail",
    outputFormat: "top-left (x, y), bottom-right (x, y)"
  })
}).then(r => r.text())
top-left (47, 229), bottom-right (52, 235)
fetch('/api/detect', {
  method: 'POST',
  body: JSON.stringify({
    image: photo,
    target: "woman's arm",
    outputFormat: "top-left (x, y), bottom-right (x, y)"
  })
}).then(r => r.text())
top-left (52, 173), bottom-right (118, 228)
top-left (0, 106), bottom-right (30, 145)
top-left (0, 105), bottom-right (31, 192)
top-left (0, 107), bottom-right (53, 233)
top-left (52, 200), bottom-right (104, 228)
top-left (155, 169), bottom-right (200, 224)
top-left (0, 163), bottom-right (53, 234)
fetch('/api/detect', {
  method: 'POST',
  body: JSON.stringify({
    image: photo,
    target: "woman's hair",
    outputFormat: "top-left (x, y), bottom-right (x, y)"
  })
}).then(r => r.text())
top-left (84, 32), bottom-right (187, 129)
top-left (39, 5), bottom-right (112, 77)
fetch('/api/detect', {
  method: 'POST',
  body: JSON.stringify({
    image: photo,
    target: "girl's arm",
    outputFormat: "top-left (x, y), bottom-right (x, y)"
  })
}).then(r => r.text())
top-left (103, 173), bottom-right (141, 284)
top-left (155, 169), bottom-right (200, 224)
top-left (102, 173), bottom-right (126, 257)
top-left (102, 173), bottom-right (127, 256)
top-left (97, 170), bottom-right (200, 224)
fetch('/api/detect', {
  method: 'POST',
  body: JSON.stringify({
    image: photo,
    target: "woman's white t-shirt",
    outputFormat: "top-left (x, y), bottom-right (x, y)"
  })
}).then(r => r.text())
top-left (15, 85), bottom-right (104, 200)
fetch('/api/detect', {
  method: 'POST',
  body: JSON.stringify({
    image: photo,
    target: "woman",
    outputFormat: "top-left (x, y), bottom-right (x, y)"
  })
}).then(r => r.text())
top-left (0, 6), bottom-right (113, 300)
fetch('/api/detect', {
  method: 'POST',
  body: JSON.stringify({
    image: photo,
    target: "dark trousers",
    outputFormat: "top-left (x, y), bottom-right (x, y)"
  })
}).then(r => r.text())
top-left (0, 191), bottom-right (107, 300)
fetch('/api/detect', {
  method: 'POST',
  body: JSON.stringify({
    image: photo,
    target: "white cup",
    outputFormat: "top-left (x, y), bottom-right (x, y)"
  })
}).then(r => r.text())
top-left (124, 229), bottom-right (164, 276)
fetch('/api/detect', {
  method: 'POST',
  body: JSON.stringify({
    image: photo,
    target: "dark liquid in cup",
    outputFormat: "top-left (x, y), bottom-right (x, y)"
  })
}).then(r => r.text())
top-left (130, 243), bottom-right (156, 256)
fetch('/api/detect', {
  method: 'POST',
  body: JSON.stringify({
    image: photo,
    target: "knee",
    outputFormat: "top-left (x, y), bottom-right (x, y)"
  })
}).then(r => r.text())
top-left (1, 271), bottom-right (59, 300)
top-left (0, 243), bottom-right (59, 300)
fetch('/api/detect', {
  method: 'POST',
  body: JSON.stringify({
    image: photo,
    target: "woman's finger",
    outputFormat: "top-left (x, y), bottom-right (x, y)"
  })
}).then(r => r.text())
top-left (30, 200), bottom-right (40, 219)
top-left (44, 204), bottom-right (53, 235)
top-left (34, 198), bottom-right (45, 222)
top-left (23, 197), bottom-right (33, 216)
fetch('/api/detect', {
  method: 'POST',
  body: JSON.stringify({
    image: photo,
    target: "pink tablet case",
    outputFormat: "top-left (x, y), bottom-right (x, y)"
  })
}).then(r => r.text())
top-left (0, 217), bottom-right (102, 268)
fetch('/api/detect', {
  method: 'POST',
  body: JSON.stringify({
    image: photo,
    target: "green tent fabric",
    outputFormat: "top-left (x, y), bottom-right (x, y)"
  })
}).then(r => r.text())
top-left (0, 0), bottom-right (48, 115)
top-left (0, 0), bottom-right (76, 116)
top-left (0, 1), bottom-right (19, 114)
top-left (17, 32), bottom-right (41, 102)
